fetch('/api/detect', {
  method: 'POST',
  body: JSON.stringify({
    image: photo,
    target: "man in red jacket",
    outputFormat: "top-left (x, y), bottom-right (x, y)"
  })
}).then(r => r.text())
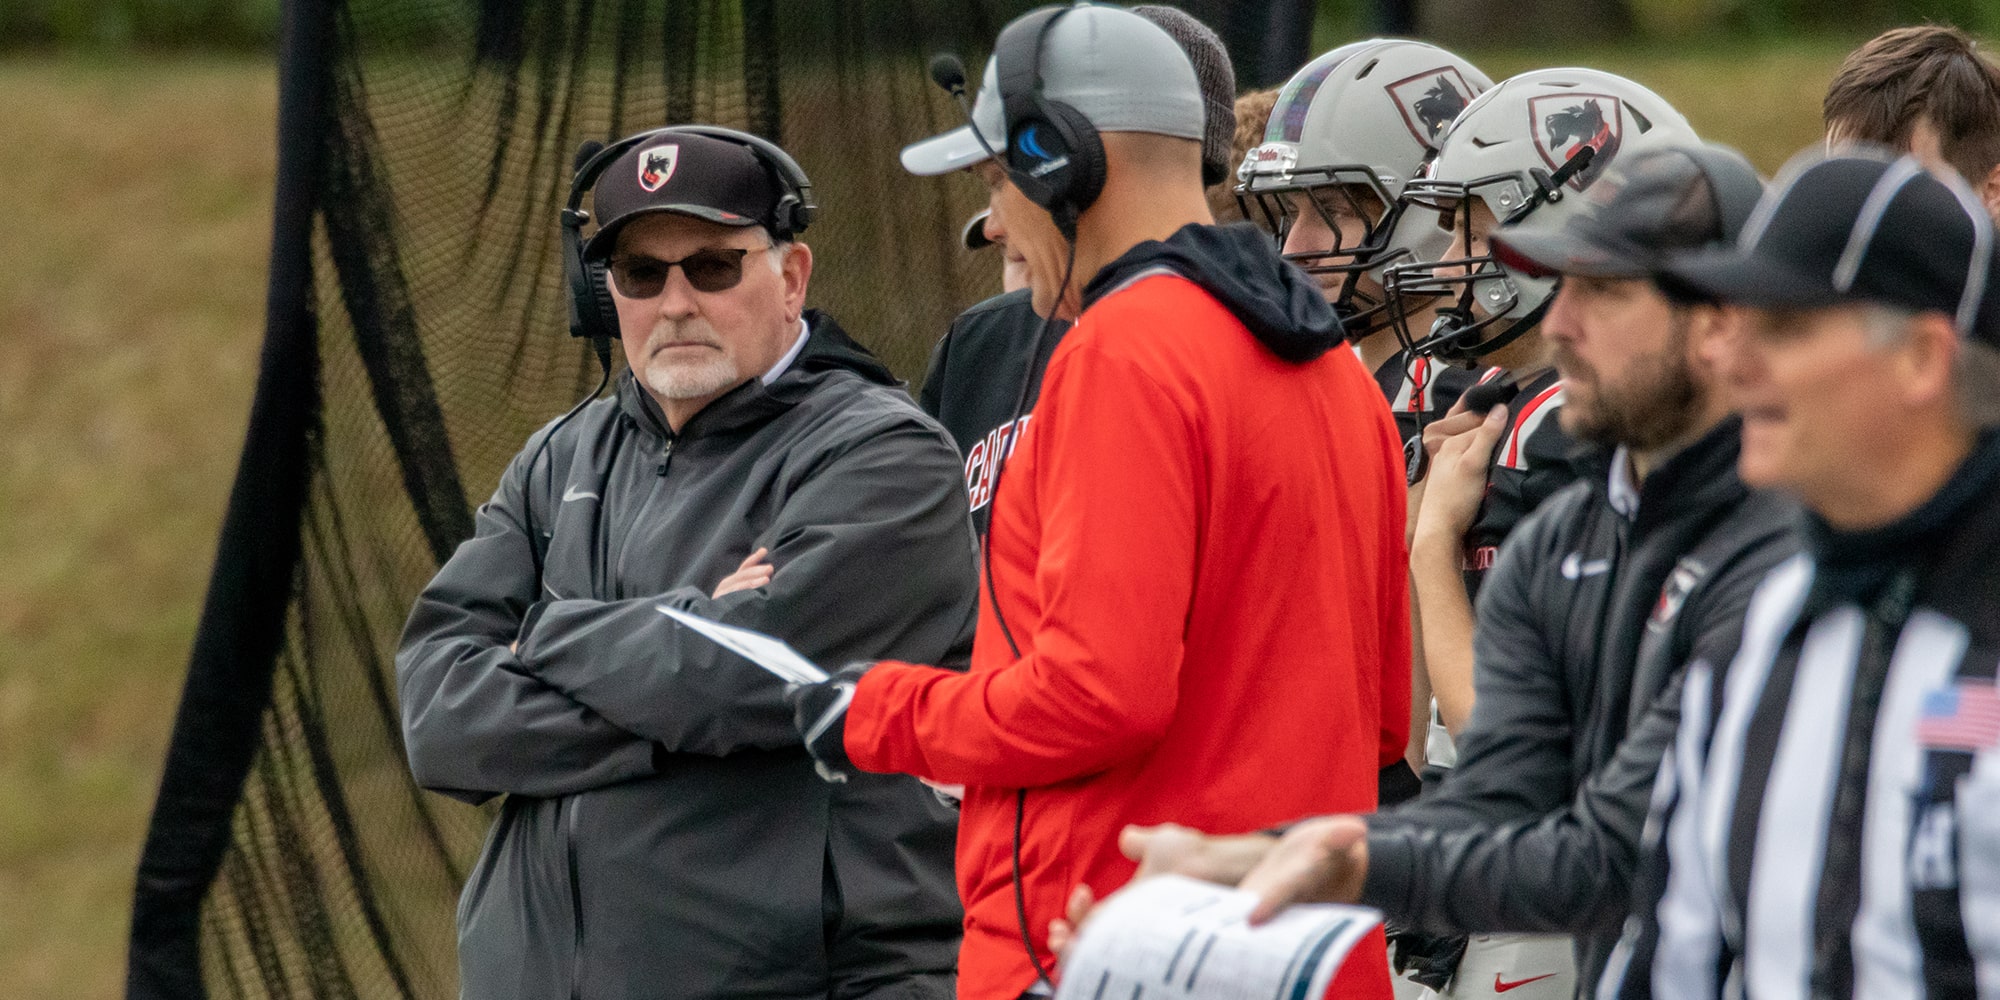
top-left (788, 8), bottom-right (1409, 999)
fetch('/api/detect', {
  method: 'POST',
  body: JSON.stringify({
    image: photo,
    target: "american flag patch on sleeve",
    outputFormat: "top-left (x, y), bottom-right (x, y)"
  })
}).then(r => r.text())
top-left (1913, 680), bottom-right (2000, 751)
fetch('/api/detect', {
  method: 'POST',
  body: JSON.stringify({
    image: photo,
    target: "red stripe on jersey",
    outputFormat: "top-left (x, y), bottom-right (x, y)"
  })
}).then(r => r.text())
top-left (1504, 383), bottom-right (1564, 468)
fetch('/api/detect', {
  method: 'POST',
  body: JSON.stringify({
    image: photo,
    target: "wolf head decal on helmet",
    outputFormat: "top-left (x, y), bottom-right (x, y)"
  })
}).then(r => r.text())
top-left (1382, 67), bottom-right (1696, 365)
top-left (1236, 40), bottom-right (1492, 340)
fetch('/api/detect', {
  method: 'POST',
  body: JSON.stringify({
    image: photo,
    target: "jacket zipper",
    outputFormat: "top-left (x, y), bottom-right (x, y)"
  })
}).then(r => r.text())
top-left (611, 436), bottom-right (674, 597)
top-left (566, 795), bottom-right (585, 1000)
top-left (1808, 570), bottom-right (1915, 999)
top-left (566, 436), bottom-right (670, 994)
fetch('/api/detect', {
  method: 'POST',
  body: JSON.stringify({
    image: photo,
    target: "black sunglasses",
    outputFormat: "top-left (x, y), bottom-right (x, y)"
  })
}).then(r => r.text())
top-left (608, 247), bottom-right (754, 297)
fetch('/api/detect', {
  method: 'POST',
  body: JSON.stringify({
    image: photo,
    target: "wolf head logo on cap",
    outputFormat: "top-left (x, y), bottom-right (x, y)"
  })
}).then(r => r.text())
top-left (636, 145), bottom-right (679, 192)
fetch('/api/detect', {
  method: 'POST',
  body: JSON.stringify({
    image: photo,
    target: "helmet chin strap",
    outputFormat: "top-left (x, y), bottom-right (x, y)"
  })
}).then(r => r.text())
top-left (1425, 148), bottom-right (1588, 365)
top-left (1430, 294), bottom-right (1553, 367)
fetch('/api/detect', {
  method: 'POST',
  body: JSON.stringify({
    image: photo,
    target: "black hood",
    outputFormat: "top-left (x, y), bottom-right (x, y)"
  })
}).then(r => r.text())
top-left (782, 309), bottom-right (900, 388)
top-left (1080, 222), bottom-right (1346, 362)
top-left (619, 309), bottom-right (899, 439)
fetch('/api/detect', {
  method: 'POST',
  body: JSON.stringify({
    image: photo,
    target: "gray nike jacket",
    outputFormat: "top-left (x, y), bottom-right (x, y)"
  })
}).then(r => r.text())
top-left (1362, 417), bottom-right (1800, 989)
top-left (396, 311), bottom-right (979, 1000)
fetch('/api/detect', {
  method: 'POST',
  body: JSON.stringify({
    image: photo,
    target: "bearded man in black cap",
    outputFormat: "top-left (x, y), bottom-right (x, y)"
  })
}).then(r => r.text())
top-left (396, 128), bottom-right (976, 1000)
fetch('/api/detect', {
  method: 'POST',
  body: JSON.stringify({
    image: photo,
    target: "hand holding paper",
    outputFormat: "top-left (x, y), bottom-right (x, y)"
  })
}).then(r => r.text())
top-left (656, 605), bottom-right (864, 782)
top-left (656, 604), bottom-right (829, 684)
top-left (1053, 875), bottom-right (1382, 1000)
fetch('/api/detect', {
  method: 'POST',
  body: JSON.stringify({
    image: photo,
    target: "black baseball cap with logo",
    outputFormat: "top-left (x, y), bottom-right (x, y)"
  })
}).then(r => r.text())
top-left (1491, 142), bottom-right (1765, 280)
top-left (584, 132), bottom-right (784, 258)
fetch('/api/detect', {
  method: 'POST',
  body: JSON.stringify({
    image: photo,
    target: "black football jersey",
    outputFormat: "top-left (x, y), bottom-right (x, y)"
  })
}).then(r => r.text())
top-left (917, 288), bottom-right (1069, 537)
top-left (1460, 365), bottom-right (1583, 598)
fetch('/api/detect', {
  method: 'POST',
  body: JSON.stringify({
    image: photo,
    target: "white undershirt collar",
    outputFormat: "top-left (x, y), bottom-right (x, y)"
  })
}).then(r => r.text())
top-left (1608, 445), bottom-right (1641, 520)
top-left (761, 317), bottom-right (810, 385)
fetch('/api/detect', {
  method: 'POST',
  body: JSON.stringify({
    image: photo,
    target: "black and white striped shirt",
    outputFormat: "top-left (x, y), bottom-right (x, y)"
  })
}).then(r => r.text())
top-left (1600, 431), bottom-right (2000, 1000)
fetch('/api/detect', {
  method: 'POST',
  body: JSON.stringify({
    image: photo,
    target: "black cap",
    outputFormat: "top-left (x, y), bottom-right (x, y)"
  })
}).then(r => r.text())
top-left (962, 209), bottom-right (995, 251)
top-left (584, 132), bottom-right (783, 258)
top-left (1662, 150), bottom-right (2000, 346)
top-left (1491, 142), bottom-right (1764, 280)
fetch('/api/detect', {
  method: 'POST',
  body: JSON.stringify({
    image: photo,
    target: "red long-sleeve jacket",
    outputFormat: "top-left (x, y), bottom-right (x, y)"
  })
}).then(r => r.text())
top-left (846, 252), bottom-right (1409, 1000)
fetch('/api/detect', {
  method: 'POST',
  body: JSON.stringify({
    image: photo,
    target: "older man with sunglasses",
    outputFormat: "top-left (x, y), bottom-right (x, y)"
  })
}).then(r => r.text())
top-left (397, 129), bottom-right (978, 1000)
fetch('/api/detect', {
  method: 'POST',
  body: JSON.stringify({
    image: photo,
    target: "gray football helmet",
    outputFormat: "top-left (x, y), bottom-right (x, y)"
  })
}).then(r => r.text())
top-left (1382, 67), bottom-right (1697, 365)
top-left (1236, 39), bottom-right (1492, 339)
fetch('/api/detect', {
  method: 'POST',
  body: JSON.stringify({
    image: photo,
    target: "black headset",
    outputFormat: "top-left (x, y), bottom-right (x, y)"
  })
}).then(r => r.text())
top-left (994, 4), bottom-right (1106, 242)
top-left (559, 124), bottom-right (818, 344)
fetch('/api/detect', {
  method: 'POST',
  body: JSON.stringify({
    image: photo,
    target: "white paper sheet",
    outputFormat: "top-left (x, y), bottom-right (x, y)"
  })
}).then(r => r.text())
top-left (1056, 875), bottom-right (1382, 1000)
top-left (655, 604), bottom-right (829, 684)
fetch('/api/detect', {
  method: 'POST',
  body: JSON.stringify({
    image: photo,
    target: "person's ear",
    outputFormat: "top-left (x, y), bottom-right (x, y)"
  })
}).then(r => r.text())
top-left (1895, 313), bottom-right (1961, 411)
top-left (1683, 302), bottom-right (1731, 378)
top-left (1980, 162), bottom-right (2000, 226)
top-left (780, 241), bottom-right (813, 322)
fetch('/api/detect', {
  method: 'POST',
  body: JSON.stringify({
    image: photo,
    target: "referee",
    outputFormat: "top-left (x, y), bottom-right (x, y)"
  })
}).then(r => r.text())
top-left (1606, 149), bottom-right (2000, 998)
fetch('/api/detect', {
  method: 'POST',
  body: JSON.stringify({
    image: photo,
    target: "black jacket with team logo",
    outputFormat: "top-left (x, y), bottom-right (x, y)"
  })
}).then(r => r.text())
top-left (1365, 416), bottom-right (1801, 987)
top-left (1605, 429), bottom-right (2000, 1000)
top-left (1461, 365), bottom-right (1584, 597)
top-left (396, 311), bottom-right (978, 1000)
top-left (917, 288), bottom-right (1069, 536)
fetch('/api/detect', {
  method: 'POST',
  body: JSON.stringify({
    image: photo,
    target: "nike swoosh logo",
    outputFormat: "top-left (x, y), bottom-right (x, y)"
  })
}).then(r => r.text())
top-left (1560, 552), bottom-right (1610, 579)
top-left (562, 485), bottom-right (600, 502)
top-left (1494, 973), bottom-right (1559, 993)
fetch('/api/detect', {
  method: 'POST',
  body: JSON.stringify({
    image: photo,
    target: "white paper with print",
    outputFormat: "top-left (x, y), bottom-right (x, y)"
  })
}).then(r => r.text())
top-left (655, 604), bottom-right (829, 684)
top-left (1056, 875), bottom-right (1382, 1000)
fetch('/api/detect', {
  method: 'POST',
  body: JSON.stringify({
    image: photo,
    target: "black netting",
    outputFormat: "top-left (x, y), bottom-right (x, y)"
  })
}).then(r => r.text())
top-left (127, 2), bottom-right (1313, 997)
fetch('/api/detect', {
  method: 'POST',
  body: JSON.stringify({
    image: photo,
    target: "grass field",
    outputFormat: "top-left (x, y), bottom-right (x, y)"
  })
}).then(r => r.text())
top-left (0, 39), bottom-right (1853, 999)
top-left (0, 55), bottom-right (274, 1000)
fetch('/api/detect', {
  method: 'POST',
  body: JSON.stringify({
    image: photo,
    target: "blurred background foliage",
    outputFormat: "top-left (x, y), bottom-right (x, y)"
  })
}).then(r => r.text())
top-left (0, 2), bottom-right (1993, 998)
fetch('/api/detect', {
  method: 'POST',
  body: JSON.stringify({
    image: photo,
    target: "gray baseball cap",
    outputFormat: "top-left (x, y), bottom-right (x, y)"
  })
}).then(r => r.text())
top-left (900, 4), bottom-right (1206, 177)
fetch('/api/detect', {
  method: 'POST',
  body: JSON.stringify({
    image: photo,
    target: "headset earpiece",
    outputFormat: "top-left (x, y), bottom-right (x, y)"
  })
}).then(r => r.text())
top-left (994, 4), bottom-right (1105, 232)
top-left (582, 259), bottom-right (619, 340)
top-left (560, 203), bottom-right (619, 342)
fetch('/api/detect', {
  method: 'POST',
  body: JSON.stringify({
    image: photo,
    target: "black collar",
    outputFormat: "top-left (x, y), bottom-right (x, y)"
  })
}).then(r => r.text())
top-left (1804, 429), bottom-right (2000, 612)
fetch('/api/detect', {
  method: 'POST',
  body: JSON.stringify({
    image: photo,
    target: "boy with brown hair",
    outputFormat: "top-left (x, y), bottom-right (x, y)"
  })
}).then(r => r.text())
top-left (1824, 24), bottom-right (2000, 217)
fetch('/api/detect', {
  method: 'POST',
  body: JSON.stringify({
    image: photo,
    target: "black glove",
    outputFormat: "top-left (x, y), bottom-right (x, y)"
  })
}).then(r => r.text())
top-left (788, 662), bottom-right (871, 784)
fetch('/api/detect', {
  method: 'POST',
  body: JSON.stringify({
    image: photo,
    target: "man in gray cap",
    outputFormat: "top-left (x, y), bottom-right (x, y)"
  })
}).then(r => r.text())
top-left (397, 127), bottom-right (977, 1000)
top-left (913, 3), bottom-right (1233, 539)
top-left (1598, 149), bottom-right (2000, 1000)
top-left (1086, 143), bottom-right (1800, 998)
top-left (790, 5), bottom-right (1410, 999)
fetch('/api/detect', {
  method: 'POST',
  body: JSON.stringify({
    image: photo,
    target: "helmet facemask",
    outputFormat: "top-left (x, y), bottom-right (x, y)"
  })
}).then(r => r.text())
top-left (1385, 166), bottom-right (1572, 366)
top-left (1238, 164), bottom-right (1407, 340)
